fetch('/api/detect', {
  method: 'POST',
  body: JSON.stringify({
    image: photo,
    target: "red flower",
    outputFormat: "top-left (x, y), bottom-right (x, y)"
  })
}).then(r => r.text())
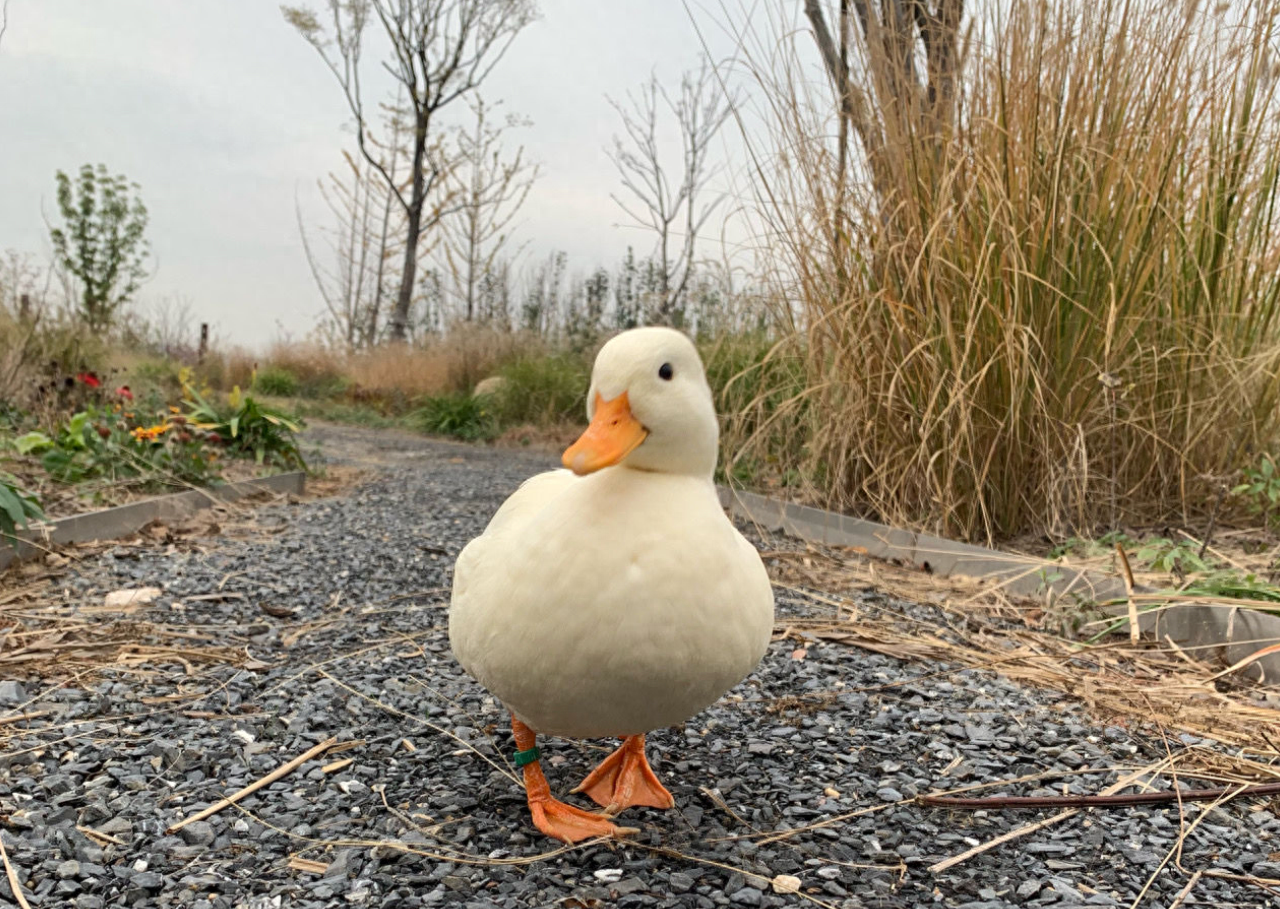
top-left (115, 385), bottom-right (134, 401)
top-left (76, 372), bottom-right (101, 388)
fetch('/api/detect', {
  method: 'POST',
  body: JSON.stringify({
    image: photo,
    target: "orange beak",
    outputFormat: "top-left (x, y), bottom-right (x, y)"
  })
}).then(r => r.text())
top-left (562, 391), bottom-right (648, 476)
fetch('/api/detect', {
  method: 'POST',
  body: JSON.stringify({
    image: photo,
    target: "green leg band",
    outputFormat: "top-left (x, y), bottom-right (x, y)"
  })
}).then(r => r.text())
top-left (513, 746), bottom-right (541, 768)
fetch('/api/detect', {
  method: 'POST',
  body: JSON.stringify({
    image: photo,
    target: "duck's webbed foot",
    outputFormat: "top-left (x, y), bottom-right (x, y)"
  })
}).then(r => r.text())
top-left (512, 716), bottom-right (638, 844)
top-left (572, 734), bottom-right (675, 813)
top-left (529, 795), bottom-right (635, 843)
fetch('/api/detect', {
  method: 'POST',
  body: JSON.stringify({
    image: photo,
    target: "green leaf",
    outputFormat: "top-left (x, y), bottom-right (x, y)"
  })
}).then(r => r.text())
top-left (13, 431), bottom-right (53, 454)
top-left (0, 487), bottom-right (26, 525)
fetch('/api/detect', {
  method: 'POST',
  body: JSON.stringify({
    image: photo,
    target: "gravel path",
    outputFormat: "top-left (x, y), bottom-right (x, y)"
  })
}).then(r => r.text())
top-left (1, 421), bottom-right (1277, 909)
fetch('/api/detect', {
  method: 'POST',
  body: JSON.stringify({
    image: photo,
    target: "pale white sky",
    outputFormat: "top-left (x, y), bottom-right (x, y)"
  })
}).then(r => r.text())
top-left (0, 0), bottom-right (778, 348)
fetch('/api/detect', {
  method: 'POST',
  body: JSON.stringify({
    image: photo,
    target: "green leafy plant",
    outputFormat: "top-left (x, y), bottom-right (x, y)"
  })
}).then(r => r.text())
top-left (1132, 537), bottom-right (1213, 575)
top-left (1048, 531), bottom-right (1135, 561)
top-left (184, 384), bottom-right (306, 469)
top-left (14, 407), bottom-right (219, 486)
top-left (254, 366), bottom-right (301, 397)
top-left (1233, 454), bottom-right (1280, 528)
top-left (48, 164), bottom-right (150, 331)
top-left (0, 472), bottom-right (44, 544)
top-left (1180, 570), bottom-right (1280, 604)
top-left (411, 393), bottom-right (496, 441)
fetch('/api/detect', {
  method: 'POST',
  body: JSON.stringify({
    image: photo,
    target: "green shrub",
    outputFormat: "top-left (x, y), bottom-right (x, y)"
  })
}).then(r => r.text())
top-left (14, 407), bottom-right (219, 487)
top-left (254, 366), bottom-right (301, 397)
top-left (129, 358), bottom-right (184, 398)
top-left (411, 393), bottom-right (497, 441)
top-left (702, 334), bottom-right (809, 488)
top-left (493, 354), bottom-right (590, 427)
top-left (1234, 454), bottom-right (1280, 528)
top-left (292, 399), bottom-right (402, 430)
top-left (0, 471), bottom-right (44, 543)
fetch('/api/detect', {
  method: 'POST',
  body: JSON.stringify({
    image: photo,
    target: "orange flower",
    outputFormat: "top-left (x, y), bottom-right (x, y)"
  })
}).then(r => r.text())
top-left (130, 422), bottom-right (171, 442)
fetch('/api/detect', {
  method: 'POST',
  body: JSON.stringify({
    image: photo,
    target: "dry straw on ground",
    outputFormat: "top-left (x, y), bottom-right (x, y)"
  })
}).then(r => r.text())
top-left (764, 544), bottom-right (1280, 783)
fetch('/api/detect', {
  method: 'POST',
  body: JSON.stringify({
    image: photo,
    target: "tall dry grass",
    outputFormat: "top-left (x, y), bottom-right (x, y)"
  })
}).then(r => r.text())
top-left (734, 0), bottom-right (1280, 543)
top-left (224, 326), bottom-right (552, 408)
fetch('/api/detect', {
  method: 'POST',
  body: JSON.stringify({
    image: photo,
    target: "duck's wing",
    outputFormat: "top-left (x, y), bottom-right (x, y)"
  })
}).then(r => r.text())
top-left (451, 468), bottom-right (576, 604)
top-left (480, 468), bottom-right (577, 537)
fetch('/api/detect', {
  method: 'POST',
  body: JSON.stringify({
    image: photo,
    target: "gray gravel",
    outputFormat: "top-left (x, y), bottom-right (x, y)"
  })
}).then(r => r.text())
top-left (1, 421), bottom-right (1277, 909)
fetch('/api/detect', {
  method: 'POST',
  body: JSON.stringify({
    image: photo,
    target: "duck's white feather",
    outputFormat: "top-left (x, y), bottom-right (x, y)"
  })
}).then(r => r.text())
top-left (449, 466), bottom-right (772, 738)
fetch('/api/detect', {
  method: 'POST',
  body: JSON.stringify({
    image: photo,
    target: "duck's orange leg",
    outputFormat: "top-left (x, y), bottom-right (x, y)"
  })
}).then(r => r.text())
top-left (572, 734), bottom-right (675, 812)
top-left (511, 717), bottom-right (637, 844)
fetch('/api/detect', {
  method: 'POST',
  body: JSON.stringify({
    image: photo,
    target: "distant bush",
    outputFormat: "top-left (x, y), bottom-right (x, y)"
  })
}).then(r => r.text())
top-left (700, 334), bottom-right (810, 489)
top-left (411, 392), bottom-right (497, 441)
top-left (0, 308), bottom-right (111, 420)
top-left (129, 357), bottom-right (185, 399)
top-left (197, 347), bottom-right (257, 393)
top-left (262, 343), bottom-right (350, 398)
top-left (254, 366), bottom-right (300, 397)
top-left (493, 354), bottom-right (590, 427)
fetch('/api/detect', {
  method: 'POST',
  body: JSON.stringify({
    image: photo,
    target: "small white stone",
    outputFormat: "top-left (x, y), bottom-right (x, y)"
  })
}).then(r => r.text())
top-left (771, 875), bottom-right (802, 894)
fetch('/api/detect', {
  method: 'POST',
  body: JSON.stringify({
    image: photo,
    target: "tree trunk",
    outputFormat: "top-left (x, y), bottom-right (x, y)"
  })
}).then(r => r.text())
top-left (390, 205), bottom-right (422, 341)
top-left (389, 121), bottom-right (428, 342)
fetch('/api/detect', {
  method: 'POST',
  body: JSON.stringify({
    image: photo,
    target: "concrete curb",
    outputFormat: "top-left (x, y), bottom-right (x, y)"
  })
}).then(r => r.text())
top-left (0, 472), bottom-right (306, 572)
top-left (717, 485), bottom-right (1280, 683)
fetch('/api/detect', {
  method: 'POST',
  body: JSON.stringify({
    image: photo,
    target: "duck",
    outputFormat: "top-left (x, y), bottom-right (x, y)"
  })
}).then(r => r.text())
top-left (448, 326), bottom-right (775, 843)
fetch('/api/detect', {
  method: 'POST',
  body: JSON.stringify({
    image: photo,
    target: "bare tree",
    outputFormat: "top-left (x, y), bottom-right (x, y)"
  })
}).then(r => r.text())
top-left (282, 0), bottom-right (537, 342)
top-left (0, 0), bottom-right (10, 54)
top-left (440, 96), bottom-right (537, 322)
top-left (0, 250), bottom-right (41, 316)
top-left (608, 57), bottom-right (733, 326)
top-left (141, 294), bottom-right (198, 355)
top-left (519, 250), bottom-right (566, 335)
top-left (803, 0), bottom-right (964, 208)
top-left (300, 139), bottom-right (407, 349)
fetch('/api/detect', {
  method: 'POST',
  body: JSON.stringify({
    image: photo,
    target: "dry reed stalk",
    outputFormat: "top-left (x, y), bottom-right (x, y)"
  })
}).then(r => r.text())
top-left (1116, 543), bottom-right (1139, 644)
top-left (287, 857), bottom-right (329, 875)
top-left (1167, 870), bottom-right (1203, 909)
top-left (0, 833), bottom-right (32, 909)
top-left (75, 825), bottom-right (126, 846)
top-left (0, 710), bottom-right (47, 726)
top-left (928, 761), bottom-right (1172, 873)
top-left (1128, 787), bottom-right (1243, 909)
top-left (166, 737), bottom-right (339, 834)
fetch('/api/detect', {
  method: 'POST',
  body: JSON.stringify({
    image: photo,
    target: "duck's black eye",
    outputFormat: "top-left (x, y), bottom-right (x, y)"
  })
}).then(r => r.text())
top-left (658, 362), bottom-right (674, 381)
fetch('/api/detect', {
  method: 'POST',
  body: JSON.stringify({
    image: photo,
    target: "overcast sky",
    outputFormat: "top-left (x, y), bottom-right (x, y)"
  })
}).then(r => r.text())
top-left (0, 1), bottom-right (776, 349)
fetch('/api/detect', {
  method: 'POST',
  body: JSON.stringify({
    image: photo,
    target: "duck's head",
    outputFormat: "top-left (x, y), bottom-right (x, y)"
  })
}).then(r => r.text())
top-left (562, 327), bottom-right (718, 478)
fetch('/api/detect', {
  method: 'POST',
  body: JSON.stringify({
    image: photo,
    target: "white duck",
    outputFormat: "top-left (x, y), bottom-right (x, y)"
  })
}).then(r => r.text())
top-left (449, 327), bottom-right (774, 843)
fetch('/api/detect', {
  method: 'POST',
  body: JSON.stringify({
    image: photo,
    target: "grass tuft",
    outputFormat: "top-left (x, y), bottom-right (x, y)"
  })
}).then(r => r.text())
top-left (491, 353), bottom-right (590, 427)
top-left (410, 393), bottom-right (497, 442)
